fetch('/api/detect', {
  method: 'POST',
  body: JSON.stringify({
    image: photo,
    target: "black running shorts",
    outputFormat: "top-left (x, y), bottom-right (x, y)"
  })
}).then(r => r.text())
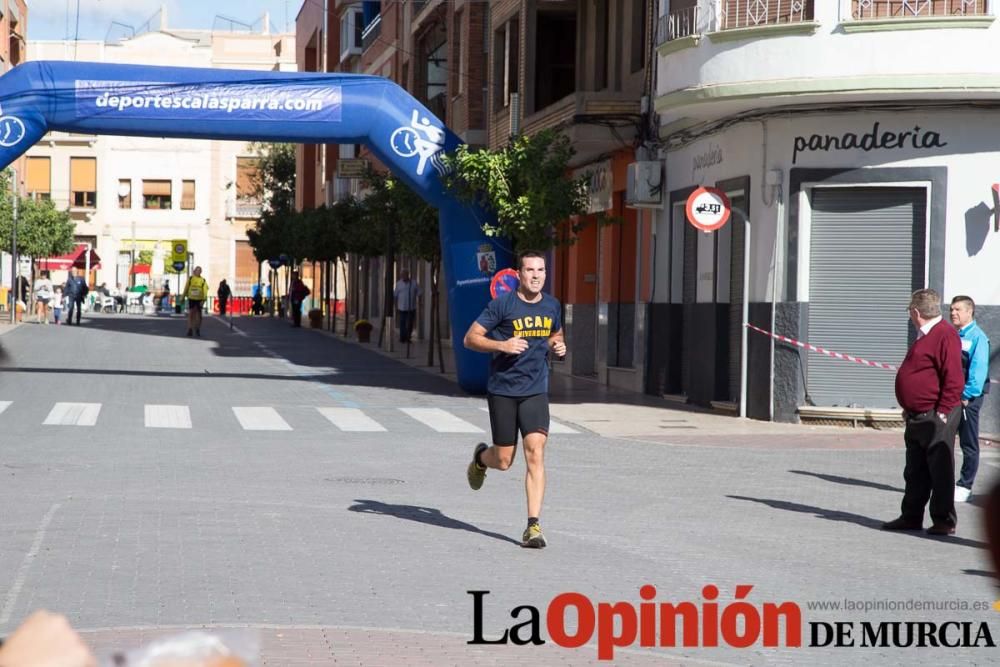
top-left (188, 299), bottom-right (203, 312)
top-left (486, 393), bottom-right (550, 446)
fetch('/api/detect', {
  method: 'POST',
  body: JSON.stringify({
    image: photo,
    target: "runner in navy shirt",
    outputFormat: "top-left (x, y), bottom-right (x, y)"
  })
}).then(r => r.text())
top-left (463, 250), bottom-right (567, 548)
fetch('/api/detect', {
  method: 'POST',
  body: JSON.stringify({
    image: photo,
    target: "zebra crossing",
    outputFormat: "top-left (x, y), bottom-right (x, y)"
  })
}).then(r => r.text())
top-left (1, 401), bottom-right (583, 434)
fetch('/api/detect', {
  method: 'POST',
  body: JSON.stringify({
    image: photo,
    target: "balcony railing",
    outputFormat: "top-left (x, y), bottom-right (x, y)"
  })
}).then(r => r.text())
top-left (658, 6), bottom-right (701, 44)
top-left (853, 0), bottom-right (988, 19)
top-left (715, 0), bottom-right (814, 31)
top-left (361, 15), bottom-right (382, 51)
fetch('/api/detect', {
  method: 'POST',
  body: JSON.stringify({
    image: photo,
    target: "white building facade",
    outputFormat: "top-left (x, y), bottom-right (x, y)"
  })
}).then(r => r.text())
top-left (651, 0), bottom-right (1000, 431)
top-left (26, 13), bottom-right (295, 296)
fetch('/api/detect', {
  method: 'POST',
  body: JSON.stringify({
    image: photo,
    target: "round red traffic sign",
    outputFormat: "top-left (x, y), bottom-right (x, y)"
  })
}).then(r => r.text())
top-left (490, 268), bottom-right (519, 299)
top-left (685, 186), bottom-right (732, 232)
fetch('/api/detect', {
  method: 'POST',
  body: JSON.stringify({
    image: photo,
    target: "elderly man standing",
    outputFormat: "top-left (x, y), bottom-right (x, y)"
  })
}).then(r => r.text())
top-left (949, 295), bottom-right (991, 503)
top-left (883, 289), bottom-right (965, 536)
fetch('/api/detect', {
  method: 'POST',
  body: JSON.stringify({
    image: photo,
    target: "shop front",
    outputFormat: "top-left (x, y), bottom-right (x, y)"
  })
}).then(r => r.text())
top-left (652, 109), bottom-right (1000, 432)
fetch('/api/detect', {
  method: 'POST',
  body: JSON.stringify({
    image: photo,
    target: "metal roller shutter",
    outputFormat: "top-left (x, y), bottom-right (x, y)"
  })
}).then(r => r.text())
top-left (807, 187), bottom-right (925, 408)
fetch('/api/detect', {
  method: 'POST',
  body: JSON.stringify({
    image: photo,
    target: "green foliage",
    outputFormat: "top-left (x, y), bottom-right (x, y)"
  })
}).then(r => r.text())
top-left (440, 129), bottom-right (592, 251)
top-left (137, 250), bottom-right (154, 266)
top-left (246, 211), bottom-right (286, 263)
top-left (361, 168), bottom-right (439, 262)
top-left (249, 142), bottom-right (296, 215)
top-left (0, 169), bottom-right (75, 259)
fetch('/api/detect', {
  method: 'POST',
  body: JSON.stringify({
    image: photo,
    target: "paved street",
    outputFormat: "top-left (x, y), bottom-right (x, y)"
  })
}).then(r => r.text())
top-left (0, 313), bottom-right (998, 665)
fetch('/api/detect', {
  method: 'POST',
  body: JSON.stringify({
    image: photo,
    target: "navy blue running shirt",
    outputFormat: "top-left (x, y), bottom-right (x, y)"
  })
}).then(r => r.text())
top-left (475, 290), bottom-right (562, 396)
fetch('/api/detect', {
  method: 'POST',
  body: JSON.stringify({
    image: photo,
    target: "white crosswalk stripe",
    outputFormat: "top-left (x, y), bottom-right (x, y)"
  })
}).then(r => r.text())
top-left (233, 407), bottom-right (292, 431)
top-left (400, 407), bottom-right (485, 433)
top-left (478, 406), bottom-right (580, 434)
top-left (44, 403), bottom-right (101, 426)
top-left (0, 401), bottom-right (10, 416)
top-left (317, 407), bottom-right (386, 432)
top-left (145, 405), bottom-right (192, 429)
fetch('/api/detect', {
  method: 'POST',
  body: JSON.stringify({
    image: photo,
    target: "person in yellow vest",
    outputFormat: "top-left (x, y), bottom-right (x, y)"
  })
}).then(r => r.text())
top-left (182, 266), bottom-right (209, 337)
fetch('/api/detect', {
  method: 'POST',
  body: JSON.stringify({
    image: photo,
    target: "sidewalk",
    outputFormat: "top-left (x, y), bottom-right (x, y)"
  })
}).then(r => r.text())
top-left (291, 314), bottom-right (908, 448)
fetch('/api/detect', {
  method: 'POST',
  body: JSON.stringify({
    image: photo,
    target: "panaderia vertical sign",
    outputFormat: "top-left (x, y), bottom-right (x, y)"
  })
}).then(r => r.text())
top-left (575, 159), bottom-right (613, 214)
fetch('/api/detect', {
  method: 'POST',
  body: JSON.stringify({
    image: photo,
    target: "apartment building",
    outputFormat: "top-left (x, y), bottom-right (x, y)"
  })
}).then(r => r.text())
top-left (295, 0), bottom-right (491, 331)
top-left (25, 10), bottom-right (295, 293)
top-left (652, 0), bottom-right (1000, 431)
top-left (487, 0), bottom-right (655, 393)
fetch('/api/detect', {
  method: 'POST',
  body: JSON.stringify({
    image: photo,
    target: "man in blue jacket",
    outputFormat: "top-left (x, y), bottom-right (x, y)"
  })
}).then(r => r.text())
top-left (950, 295), bottom-right (991, 503)
top-left (63, 268), bottom-right (88, 326)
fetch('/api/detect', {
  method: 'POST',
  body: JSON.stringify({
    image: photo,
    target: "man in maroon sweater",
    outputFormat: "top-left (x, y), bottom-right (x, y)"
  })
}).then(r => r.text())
top-left (883, 288), bottom-right (965, 536)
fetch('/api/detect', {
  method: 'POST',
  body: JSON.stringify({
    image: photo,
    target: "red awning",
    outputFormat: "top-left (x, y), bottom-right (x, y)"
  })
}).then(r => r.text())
top-left (38, 244), bottom-right (101, 271)
top-left (131, 264), bottom-right (151, 274)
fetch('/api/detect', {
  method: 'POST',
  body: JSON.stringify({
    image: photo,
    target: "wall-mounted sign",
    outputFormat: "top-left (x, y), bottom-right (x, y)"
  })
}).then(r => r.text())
top-left (337, 158), bottom-right (369, 179)
top-left (685, 186), bottom-right (731, 233)
top-left (692, 143), bottom-right (723, 181)
top-left (575, 159), bottom-right (613, 214)
top-left (792, 122), bottom-right (947, 165)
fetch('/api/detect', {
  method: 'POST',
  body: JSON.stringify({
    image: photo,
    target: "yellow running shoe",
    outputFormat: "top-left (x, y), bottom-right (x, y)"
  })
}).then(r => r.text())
top-left (467, 442), bottom-right (488, 490)
top-left (521, 523), bottom-right (547, 548)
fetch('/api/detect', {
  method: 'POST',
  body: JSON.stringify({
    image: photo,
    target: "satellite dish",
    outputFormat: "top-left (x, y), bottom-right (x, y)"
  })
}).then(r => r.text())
top-left (117, 181), bottom-right (131, 198)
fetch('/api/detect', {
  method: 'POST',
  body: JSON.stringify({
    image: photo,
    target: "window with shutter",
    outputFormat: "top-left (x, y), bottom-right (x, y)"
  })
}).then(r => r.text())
top-left (70, 157), bottom-right (96, 208)
top-left (26, 156), bottom-right (50, 201)
top-left (143, 180), bottom-right (172, 209)
top-left (181, 180), bottom-right (195, 210)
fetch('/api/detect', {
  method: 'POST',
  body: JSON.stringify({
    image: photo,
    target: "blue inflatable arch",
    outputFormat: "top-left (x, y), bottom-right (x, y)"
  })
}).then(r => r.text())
top-left (0, 61), bottom-right (512, 392)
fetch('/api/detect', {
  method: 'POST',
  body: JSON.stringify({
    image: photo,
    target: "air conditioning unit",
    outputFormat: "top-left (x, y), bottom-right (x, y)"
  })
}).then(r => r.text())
top-left (340, 8), bottom-right (363, 63)
top-left (625, 161), bottom-right (664, 209)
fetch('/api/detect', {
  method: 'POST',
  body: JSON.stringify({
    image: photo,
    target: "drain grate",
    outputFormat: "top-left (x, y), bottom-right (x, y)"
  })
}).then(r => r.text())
top-left (324, 477), bottom-right (406, 485)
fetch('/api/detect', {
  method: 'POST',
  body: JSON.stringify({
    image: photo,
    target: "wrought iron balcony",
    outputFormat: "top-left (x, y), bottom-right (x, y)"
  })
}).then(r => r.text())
top-left (853, 0), bottom-right (988, 19)
top-left (658, 5), bottom-right (701, 44)
top-left (714, 0), bottom-right (814, 31)
top-left (361, 15), bottom-right (382, 51)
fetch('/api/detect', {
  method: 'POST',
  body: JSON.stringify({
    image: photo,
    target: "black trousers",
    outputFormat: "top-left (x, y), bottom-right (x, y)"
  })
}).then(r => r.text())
top-left (900, 406), bottom-right (961, 527)
top-left (291, 300), bottom-right (303, 326)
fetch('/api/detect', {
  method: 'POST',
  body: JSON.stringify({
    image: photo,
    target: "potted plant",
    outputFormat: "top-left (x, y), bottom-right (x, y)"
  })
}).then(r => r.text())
top-left (308, 308), bottom-right (323, 328)
top-left (354, 318), bottom-right (373, 343)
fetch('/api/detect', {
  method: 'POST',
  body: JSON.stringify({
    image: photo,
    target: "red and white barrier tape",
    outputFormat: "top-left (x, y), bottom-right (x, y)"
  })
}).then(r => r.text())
top-left (745, 323), bottom-right (898, 370)
top-left (745, 323), bottom-right (1000, 383)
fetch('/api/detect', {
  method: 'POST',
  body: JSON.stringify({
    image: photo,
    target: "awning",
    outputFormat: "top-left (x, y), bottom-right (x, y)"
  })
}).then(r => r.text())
top-left (38, 244), bottom-right (101, 271)
top-left (130, 264), bottom-right (151, 274)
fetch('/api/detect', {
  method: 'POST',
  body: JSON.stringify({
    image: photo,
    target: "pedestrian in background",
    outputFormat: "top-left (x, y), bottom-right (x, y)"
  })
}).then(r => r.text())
top-left (33, 270), bottom-right (54, 324)
top-left (949, 295), bottom-right (990, 503)
top-left (63, 268), bottom-right (88, 326)
top-left (217, 279), bottom-right (232, 317)
top-left (182, 266), bottom-right (208, 337)
top-left (52, 286), bottom-right (63, 325)
top-left (883, 288), bottom-right (964, 536)
top-left (393, 269), bottom-right (422, 343)
top-left (289, 271), bottom-right (310, 328)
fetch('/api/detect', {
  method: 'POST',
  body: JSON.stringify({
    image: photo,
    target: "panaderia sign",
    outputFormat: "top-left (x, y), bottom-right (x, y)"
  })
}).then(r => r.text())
top-left (792, 122), bottom-right (946, 165)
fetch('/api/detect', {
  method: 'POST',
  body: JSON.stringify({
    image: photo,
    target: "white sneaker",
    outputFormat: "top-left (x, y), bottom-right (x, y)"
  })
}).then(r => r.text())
top-left (954, 486), bottom-right (972, 503)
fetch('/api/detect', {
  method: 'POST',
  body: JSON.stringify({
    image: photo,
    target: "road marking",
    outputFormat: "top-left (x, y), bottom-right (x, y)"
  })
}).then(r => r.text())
top-left (0, 503), bottom-right (61, 625)
top-left (145, 405), bottom-right (192, 429)
top-left (401, 408), bottom-right (484, 433)
top-left (233, 407), bottom-right (292, 431)
top-left (0, 401), bottom-right (10, 416)
top-left (478, 406), bottom-right (580, 434)
top-left (43, 402), bottom-right (101, 426)
top-left (317, 407), bottom-right (386, 432)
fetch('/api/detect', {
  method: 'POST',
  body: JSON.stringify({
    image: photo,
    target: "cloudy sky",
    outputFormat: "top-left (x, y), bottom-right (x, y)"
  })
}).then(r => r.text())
top-left (28, 0), bottom-right (303, 41)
